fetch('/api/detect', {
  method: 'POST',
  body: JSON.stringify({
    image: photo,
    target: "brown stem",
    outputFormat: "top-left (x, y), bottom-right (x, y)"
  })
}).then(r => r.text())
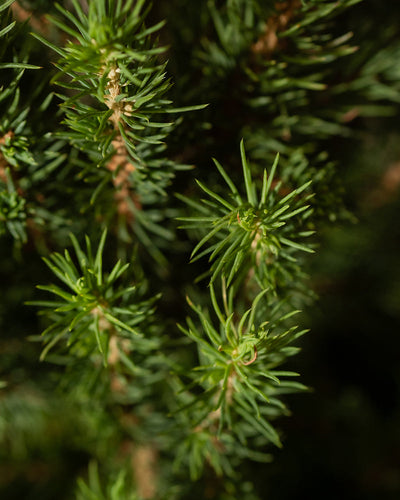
top-left (11, 2), bottom-right (49, 36)
top-left (252, 1), bottom-right (302, 58)
top-left (364, 161), bottom-right (400, 208)
top-left (131, 444), bottom-right (159, 499)
top-left (0, 132), bottom-right (14, 183)
top-left (242, 346), bottom-right (258, 366)
top-left (103, 65), bottom-right (139, 221)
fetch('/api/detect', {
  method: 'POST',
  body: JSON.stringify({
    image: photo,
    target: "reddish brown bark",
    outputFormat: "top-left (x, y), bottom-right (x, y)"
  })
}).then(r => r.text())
top-left (252, 1), bottom-right (302, 57)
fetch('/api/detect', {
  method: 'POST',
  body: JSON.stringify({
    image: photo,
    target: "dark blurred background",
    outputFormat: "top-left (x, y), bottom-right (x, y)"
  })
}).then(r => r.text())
top-left (257, 121), bottom-right (400, 499)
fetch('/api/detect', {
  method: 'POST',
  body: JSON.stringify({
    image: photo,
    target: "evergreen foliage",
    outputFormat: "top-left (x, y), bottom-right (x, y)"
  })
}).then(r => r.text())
top-left (1, 1), bottom-right (399, 499)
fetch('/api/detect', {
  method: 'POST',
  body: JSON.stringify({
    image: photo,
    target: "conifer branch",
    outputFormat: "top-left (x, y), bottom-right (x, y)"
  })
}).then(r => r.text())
top-left (2, 0), bottom-right (400, 498)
